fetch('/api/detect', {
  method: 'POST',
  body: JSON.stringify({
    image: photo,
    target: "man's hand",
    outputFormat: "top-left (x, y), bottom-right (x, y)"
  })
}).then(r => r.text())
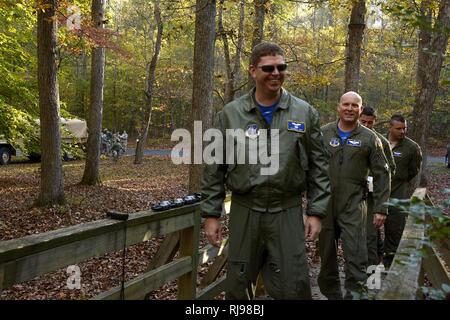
top-left (305, 216), bottom-right (322, 241)
top-left (373, 213), bottom-right (386, 229)
top-left (204, 217), bottom-right (222, 247)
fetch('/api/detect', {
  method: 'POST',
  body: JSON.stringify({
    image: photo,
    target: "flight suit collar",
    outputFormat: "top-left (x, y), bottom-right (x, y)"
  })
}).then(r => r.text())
top-left (386, 133), bottom-right (405, 150)
top-left (245, 87), bottom-right (290, 112)
top-left (333, 120), bottom-right (363, 138)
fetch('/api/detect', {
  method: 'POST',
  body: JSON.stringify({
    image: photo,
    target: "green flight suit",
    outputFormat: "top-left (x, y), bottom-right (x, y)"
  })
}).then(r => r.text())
top-left (366, 130), bottom-right (396, 266)
top-left (319, 122), bottom-right (390, 299)
top-left (201, 88), bottom-right (331, 300)
top-left (383, 136), bottom-right (422, 268)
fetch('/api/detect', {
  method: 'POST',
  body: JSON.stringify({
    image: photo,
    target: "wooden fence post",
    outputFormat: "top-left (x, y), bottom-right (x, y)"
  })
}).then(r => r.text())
top-left (177, 207), bottom-right (201, 299)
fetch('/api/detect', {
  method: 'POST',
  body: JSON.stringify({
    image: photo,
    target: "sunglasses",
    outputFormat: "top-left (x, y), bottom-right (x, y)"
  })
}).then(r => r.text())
top-left (257, 63), bottom-right (288, 73)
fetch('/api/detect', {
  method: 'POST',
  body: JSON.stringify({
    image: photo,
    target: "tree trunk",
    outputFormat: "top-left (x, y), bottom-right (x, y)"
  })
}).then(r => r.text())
top-left (246, 0), bottom-right (267, 91)
top-left (218, 0), bottom-right (232, 104)
top-left (410, 0), bottom-right (450, 186)
top-left (81, 0), bottom-right (106, 185)
top-left (112, 27), bottom-right (119, 132)
top-left (37, 0), bottom-right (65, 206)
top-left (112, 59), bottom-right (118, 132)
top-left (189, 0), bottom-right (216, 193)
top-left (135, 0), bottom-right (163, 164)
top-left (232, 0), bottom-right (245, 99)
top-left (219, 0), bottom-right (245, 104)
top-left (344, 0), bottom-right (366, 92)
top-left (75, 52), bottom-right (88, 118)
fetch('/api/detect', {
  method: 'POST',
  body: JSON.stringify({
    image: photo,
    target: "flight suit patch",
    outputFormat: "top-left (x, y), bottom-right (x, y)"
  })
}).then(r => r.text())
top-left (347, 139), bottom-right (362, 147)
top-left (393, 151), bottom-right (402, 157)
top-left (329, 138), bottom-right (340, 147)
top-left (245, 124), bottom-right (260, 139)
top-left (287, 121), bottom-right (305, 133)
top-left (375, 137), bottom-right (383, 149)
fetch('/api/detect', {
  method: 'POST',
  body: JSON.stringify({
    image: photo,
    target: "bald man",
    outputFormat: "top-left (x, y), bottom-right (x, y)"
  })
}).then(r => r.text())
top-left (318, 92), bottom-right (391, 299)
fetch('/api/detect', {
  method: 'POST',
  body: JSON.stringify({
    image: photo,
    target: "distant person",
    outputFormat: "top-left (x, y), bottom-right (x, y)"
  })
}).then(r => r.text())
top-left (359, 106), bottom-right (396, 266)
top-left (120, 131), bottom-right (128, 151)
top-left (446, 143), bottom-right (450, 168)
top-left (104, 129), bottom-right (113, 140)
top-left (383, 114), bottom-right (422, 268)
top-left (101, 131), bottom-right (109, 155)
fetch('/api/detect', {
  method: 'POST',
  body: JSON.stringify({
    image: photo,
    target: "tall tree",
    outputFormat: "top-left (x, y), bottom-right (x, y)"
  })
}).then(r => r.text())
top-left (74, 52), bottom-right (88, 118)
top-left (81, 0), bottom-right (106, 185)
top-left (189, 0), bottom-right (216, 192)
top-left (134, 0), bottom-right (163, 165)
top-left (37, 0), bottom-right (65, 205)
top-left (410, 0), bottom-right (450, 186)
top-left (344, 0), bottom-right (367, 92)
top-left (218, 0), bottom-right (245, 104)
top-left (247, 0), bottom-right (268, 91)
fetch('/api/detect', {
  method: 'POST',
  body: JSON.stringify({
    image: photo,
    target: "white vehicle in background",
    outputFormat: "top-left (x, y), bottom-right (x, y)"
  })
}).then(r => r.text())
top-left (0, 136), bottom-right (24, 165)
top-left (0, 117), bottom-right (88, 165)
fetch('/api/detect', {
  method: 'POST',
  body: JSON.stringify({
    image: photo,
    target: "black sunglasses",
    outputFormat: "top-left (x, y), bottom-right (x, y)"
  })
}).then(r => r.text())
top-left (257, 63), bottom-right (288, 73)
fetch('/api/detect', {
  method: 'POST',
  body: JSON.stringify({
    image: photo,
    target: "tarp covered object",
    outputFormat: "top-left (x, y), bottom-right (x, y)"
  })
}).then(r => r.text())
top-left (60, 118), bottom-right (88, 140)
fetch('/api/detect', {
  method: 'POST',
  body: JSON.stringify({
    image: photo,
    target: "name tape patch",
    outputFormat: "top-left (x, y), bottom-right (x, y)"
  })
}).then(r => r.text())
top-left (287, 121), bottom-right (305, 133)
top-left (347, 139), bottom-right (362, 147)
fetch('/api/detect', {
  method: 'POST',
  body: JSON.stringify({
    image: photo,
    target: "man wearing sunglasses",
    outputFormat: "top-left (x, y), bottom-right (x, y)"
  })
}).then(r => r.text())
top-left (201, 42), bottom-right (330, 300)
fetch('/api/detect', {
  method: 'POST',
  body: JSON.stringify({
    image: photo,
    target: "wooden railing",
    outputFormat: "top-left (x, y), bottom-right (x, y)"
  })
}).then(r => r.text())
top-left (376, 188), bottom-right (450, 300)
top-left (2, 189), bottom-right (447, 300)
top-left (0, 200), bottom-right (230, 300)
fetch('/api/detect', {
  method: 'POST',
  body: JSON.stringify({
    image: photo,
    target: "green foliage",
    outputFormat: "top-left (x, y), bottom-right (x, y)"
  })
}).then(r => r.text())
top-left (0, 99), bottom-right (37, 153)
top-left (0, 0), bottom-right (447, 139)
top-left (382, 0), bottom-right (448, 34)
top-left (421, 284), bottom-right (450, 300)
top-left (386, 191), bottom-right (450, 300)
top-left (0, 0), bottom-right (37, 115)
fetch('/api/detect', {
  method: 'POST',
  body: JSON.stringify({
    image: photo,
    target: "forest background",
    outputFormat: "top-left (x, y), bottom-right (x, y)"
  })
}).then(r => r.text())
top-left (1, 0), bottom-right (448, 143)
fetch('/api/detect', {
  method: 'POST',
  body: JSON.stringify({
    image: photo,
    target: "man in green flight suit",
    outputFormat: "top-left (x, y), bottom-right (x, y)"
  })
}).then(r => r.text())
top-left (200, 42), bottom-right (331, 299)
top-left (383, 114), bottom-right (422, 268)
top-left (359, 106), bottom-right (396, 266)
top-left (319, 92), bottom-right (391, 299)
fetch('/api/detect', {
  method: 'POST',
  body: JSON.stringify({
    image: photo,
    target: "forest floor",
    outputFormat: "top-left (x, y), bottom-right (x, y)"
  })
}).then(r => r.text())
top-left (127, 137), bottom-right (175, 150)
top-left (0, 147), bottom-right (448, 300)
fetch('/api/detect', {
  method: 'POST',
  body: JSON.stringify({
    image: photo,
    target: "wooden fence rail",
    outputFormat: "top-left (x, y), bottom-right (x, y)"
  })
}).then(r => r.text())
top-left (2, 189), bottom-right (446, 300)
top-left (0, 197), bottom-right (230, 300)
top-left (376, 188), bottom-right (450, 300)
top-left (0, 204), bottom-right (203, 298)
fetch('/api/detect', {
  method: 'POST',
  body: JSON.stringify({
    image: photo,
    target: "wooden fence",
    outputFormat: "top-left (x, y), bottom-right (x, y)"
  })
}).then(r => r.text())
top-left (0, 199), bottom-right (230, 300)
top-left (1, 189), bottom-right (448, 300)
top-left (376, 188), bottom-right (450, 299)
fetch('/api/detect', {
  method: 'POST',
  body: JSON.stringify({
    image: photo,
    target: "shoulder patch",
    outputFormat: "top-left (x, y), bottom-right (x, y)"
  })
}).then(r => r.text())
top-left (347, 139), bottom-right (362, 147)
top-left (375, 137), bottom-right (383, 149)
top-left (287, 121), bottom-right (306, 133)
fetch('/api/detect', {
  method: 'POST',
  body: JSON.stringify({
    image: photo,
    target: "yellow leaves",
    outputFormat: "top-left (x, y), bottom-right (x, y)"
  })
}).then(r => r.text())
top-left (290, 70), bottom-right (334, 88)
top-left (153, 103), bottom-right (169, 112)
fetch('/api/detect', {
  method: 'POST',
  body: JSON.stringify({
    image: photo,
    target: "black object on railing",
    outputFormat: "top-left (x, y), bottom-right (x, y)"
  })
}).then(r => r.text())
top-left (151, 193), bottom-right (204, 212)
